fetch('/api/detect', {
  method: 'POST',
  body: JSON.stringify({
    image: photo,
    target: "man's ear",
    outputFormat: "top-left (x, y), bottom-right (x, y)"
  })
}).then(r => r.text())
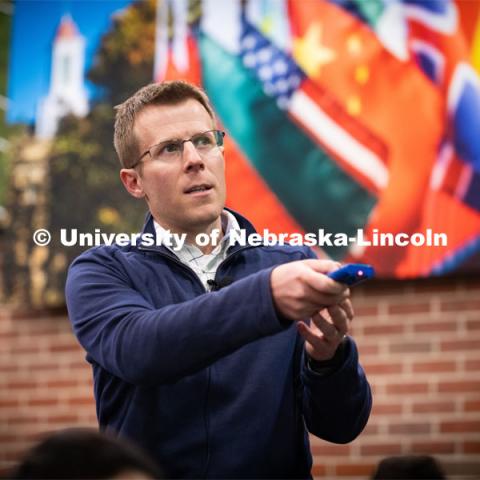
top-left (120, 168), bottom-right (145, 198)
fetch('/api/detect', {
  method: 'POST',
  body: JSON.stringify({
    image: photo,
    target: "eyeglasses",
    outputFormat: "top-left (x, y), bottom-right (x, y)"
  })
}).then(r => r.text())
top-left (131, 129), bottom-right (225, 168)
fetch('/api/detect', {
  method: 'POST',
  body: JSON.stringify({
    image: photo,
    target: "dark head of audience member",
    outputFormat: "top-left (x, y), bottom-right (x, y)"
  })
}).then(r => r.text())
top-left (372, 454), bottom-right (446, 480)
top-left (11, 428), bottom-right (163, 479)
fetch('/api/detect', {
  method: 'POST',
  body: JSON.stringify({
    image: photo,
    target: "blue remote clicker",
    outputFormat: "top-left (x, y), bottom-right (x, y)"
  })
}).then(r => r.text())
top-left (328, 263), bottom-right (375, 286)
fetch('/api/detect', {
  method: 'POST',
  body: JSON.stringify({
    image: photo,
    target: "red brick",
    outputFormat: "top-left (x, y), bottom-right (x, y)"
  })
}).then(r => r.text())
top-left (465, 359), bottom-right (480, 371)
top-left (311, 444), bottom-right (351, 456)
top-left (413, 321), bottom-right (457, 333)
top-left (48, 343), bottom-right (81, 353)
top-left (0, 399), bottom-right (20, 408)
top-left (412, 361), bottom-right (456, 373)
top-left (466, 319), bottom-right (480, 331)
top-left (27, 398), bottom-right (59, 407)
top-left (0, 364), bottom-right (19, 372)
top-left (388, 303), bottom-right (430, 314)
top-left (7, 416), bottom-right (41, 425)
top-left (67, 396), bottom-right (95, 406)
top-left (18, 329), bottom-right (62, 340)
top-left (412, 401), bottom-right (456, 414)
top-left (336, 463), bottom-right (376, 476)
top-left (0, 331), bottom-right (18, 339)
top-left (441, 299), bottom-right (480, 312)
top-left (441, 421), bottom-right (480, 433)
top-left (389, 342), bottom-right (431, 354)
top-left (0, 310), bottom-right (12, 320)
top-left (10, 310), bottom-right (44, 320)
top-left (360, 443), bottom-right (402, 456)
top-left (15, 345), bottom-right (43, 355)
top-left (352, 305), bottom-right (378, 316)
top-left (310, 464), bottom-right (326, 476)
top-left (372, 403), bottom-right (403, 416)
top-left (463, 442), bottom-right (480, 454)
top-left (386, 383), bottom-right (429, 395)
top-left (412, 441), bottom-right (455, 454)
top-left (464, 400), bottom-right (480, 412)
top-left (46, 380), bottom-right (80, 389)
top-left (22, 431), bottom-right (52, 442)
top-left (363, 363), bottom-right (403, 375)
top-left (364, 324), bottom-right (405, 335)
top-left (441, 339), bottom-right (480, 352)
top-left (68, 360), bottom-right (90, 370)
top-left (6, 381), bottom-right (38, 389)
top-left (438, 381), bottom-right (480, 393)
top-left (358, 345), bottom-right (379, 355)
top-left (83, 415), bottom-right (98, 425)
top-left (389, 423), bottom-right (431, 435)
top-left (47, 414), bottom-right (79, 423)
top-left (361, 424), bottom-right (380, 436)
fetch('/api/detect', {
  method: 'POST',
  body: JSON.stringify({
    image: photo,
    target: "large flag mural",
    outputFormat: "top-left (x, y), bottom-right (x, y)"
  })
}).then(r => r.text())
top-left (5, 0), bottom-right (480, 297)
top-left (153, 0), bottom-right (480, 277)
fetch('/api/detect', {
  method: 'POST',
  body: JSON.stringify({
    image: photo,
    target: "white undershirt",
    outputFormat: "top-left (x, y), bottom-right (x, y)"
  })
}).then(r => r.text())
top-left (153, 210), bottom-right (241, 290)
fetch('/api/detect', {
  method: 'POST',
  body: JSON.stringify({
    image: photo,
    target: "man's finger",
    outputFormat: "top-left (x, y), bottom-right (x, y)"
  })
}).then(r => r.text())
top-left (339, 299), bottom-right (354, 321)
top-left (301, 281), bottom-right (348, 311)
top-left (311, 311), bottom-right (337, 339)
top-left (297, 320), bottom-right (325, 349)
top-left (302, 268), bottom-right (347, 296)
top-left (303, 259), bottom-right (341, 274)
top-left (327, 305), bottom-right (349, 336)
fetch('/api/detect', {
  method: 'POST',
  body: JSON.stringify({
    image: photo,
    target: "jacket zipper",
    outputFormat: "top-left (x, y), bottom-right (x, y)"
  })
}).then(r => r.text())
top-left (137, 243), bottom-right (255, 289)
top-left (136, 242), bottom-right (255, 477)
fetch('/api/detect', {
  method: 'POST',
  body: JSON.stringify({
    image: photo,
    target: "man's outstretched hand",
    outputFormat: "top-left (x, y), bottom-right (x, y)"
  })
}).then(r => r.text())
top-left (270, 259), bottom-right (354, 361)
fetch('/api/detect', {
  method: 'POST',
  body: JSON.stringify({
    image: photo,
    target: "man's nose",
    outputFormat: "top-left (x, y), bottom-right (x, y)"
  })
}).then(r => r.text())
top-left (182, 141), bottom-right (205, 172)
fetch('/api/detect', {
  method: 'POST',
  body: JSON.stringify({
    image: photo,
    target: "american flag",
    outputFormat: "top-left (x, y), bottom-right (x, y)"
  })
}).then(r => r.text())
top-left (240, 16), bottom-right (304, 110)
top-left (239, 14), bottom-right (389, 194)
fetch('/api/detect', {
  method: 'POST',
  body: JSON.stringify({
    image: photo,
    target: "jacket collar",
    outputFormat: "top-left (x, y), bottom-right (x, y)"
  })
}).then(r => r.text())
top-left (137, 208), bottom-right (257, 254)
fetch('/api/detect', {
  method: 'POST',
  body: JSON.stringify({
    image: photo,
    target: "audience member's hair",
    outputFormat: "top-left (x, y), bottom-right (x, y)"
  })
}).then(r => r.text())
top-left (11, 428), bottom-right (162, 479)
top-left (372, 454), bottom-right (446, 480)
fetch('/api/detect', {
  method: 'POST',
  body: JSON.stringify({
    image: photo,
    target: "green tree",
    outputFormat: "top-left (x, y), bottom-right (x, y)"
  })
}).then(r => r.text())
top-left (88, 0), bottom-right (156, 105)
top-left (0, 1), bottom-right (14, 208)
top-left (45, 0), bottom-right (158, 299)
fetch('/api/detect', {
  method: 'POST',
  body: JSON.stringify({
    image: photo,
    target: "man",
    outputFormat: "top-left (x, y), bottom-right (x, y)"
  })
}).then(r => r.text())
top-left (12, 428), bottom-right (162, 479)
top-left (66, 80), bottom-right (372, 479)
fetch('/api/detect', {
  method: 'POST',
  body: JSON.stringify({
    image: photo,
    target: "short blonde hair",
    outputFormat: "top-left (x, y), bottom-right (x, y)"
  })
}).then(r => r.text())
top-left (114, 81), bottom-right (215, 168)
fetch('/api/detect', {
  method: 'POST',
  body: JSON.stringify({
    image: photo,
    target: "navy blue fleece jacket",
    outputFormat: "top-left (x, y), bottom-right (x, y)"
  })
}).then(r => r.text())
top-left (65, 210), bottom-right (372, 479)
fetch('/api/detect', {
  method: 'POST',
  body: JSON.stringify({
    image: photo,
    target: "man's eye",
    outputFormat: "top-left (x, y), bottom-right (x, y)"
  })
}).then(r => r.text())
top-left (193, 134), bottom-right (214, 148)
top-left (161, 142), bottom-right (181, 154)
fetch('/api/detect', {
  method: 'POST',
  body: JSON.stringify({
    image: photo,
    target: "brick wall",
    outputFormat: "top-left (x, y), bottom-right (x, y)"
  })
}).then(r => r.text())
top-left (1, 276), bottom-right (479, 478)
top-left (0, 308), bottom-right (97, 475)
top-left (310, 276), bottom-right (480, 479)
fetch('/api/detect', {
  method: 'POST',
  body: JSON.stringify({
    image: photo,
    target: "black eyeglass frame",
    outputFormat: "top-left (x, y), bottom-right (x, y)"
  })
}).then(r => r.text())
top-left (129, 129), bottom-right (225, 169)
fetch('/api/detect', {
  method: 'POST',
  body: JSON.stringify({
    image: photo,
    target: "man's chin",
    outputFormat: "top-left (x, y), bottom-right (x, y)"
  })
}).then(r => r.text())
top-left (189, 212), bottom-right (222, 227)
top-left (150, 201), bottom-right (224, 233)
top-left (185, 205), bottom-right (223, 228)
